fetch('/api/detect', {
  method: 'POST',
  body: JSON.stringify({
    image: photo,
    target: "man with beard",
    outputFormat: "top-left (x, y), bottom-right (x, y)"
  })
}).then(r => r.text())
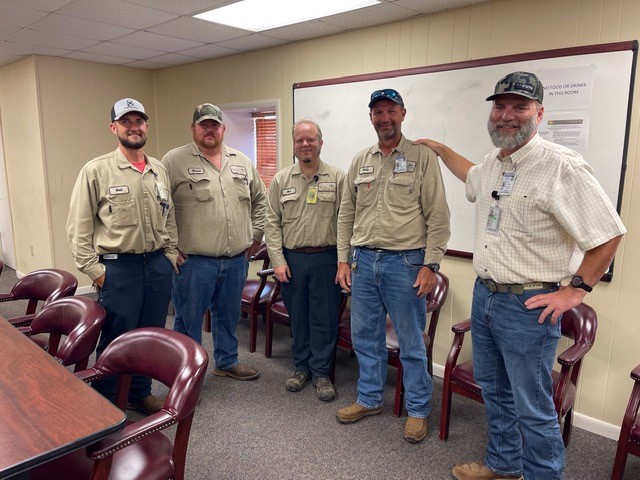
top-left (416, 72), bottom-right (626, 480)
top-left (67, 98), bottom-right (177, 414)
top-left (335, 89), bottom-right (450, 443)
top-left (265, 120), bottom-right (346, 401)
top-left (162, 103), bottom-right (265, 381)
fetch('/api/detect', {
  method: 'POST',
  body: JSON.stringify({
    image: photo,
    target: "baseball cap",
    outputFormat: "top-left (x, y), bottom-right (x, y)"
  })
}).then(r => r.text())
top-left (193, 103), bottom-right (223, 124)
top-left (486, 71), bottom-right (544, 103)
top-left (110, 98), bottom-right (148, 122)
top-left (368, 89), bottom-right (404, 108)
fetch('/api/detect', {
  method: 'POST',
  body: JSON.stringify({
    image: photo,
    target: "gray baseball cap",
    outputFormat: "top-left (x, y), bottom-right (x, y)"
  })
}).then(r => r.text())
top-left (486, 71), bottom-right (544, 103)
top-left (193, 103), bottom-right (223, 124)
top-left (111, 98), bottom-right (149, 121)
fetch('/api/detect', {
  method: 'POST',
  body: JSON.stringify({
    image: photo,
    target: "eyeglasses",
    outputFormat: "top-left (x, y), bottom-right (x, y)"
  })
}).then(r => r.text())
top-left (116, 118), bottom-right (147, 127)
top-left (370, 89), bottom-right (401, 100)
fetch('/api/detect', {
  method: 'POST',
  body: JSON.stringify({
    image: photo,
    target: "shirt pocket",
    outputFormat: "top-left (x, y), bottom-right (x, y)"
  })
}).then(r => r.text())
top-left (232, 174), bottom-right (251, 201)
top-left (354, 175), bottom-right (376, 207)
top-left (317, 191), bottom-right (336, 218)
top-left (386, 174), bottom-right (417, 207)
top-left (109, 196), bottom-right (138, 227)
top-left (280, 193), bottom-right (300, 223)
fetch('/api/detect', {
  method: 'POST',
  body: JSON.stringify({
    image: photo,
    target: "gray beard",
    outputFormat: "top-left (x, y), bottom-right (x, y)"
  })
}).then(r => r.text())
top-left (487, 116), bottom-right (537, 151)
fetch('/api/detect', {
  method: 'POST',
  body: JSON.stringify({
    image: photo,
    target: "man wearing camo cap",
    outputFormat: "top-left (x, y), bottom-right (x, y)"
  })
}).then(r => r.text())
top-left (416, 72), bottom-right (625, 479)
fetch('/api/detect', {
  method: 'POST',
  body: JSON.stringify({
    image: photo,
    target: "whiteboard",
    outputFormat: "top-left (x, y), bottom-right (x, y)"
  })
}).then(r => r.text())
top-left (293, 42), bottom-right (637, 258)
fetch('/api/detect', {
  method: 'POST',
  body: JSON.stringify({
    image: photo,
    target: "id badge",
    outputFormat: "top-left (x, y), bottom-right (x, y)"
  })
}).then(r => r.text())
top-left (394, 154), bottom-right (407, 174)
top-left (306, 186), bottom-right (318, 204)
top-left (498, 172), bottom-right (515, 196)
top-left (155, 181), bottom-right (169, 202)
top-left (486, 206), bottom-right (501, 234)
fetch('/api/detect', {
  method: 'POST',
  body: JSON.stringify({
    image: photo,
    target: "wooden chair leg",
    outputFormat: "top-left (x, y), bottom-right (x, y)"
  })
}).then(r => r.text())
top-left (264, 315), bottom-right (273, 358)
top-left (249, 312), bottom-right (258, 353)
top-left (439, 382), bottom-right (453, 440)
top-left (393, 361), bottom-right (404, 417)
top-left (203, 310), bottom-right (211, 333)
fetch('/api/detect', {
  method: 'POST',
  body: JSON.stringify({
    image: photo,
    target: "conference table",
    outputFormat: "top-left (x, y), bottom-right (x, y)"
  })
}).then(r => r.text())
top-left (0, 314), bottom-right (126, 479)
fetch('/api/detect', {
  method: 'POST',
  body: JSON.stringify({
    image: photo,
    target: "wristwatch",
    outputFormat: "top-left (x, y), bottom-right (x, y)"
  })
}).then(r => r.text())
top-left (570, 275), bottom-right (593, 293)
top-left (426, 263), bottom-right (440, 273)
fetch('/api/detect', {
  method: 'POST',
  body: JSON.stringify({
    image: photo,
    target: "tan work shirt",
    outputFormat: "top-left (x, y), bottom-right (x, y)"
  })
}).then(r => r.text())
top-left (265, 161), bottom-right (346, 267)
top-left (67, 148), bottom-right (178, 281)
top-left (337, 135), bottom-right (451, 264)
top-left (162, 142), bottom-right (266, 257)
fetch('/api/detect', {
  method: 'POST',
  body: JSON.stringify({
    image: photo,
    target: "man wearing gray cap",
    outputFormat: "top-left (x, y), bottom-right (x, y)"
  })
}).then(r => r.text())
top-left (67, 97), bottom-right (177, 414)
top-left (162, 103), bottom-right (266, 381)
top-left (417, 72), bottom-right (626, 479)
top-left (335, 88), bottom-right (450, 443)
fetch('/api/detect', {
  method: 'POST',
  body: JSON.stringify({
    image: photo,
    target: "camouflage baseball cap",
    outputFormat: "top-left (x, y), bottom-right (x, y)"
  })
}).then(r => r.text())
top-left (193, 103), bottom-right (223, 124)
top-left (486, 71), bottom-right (544, 103)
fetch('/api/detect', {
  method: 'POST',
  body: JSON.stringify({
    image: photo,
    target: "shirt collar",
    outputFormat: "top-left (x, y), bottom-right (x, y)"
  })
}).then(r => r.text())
top-left (370, 134), bottom-right (408, 156)
top-left (494, 133), bottom-right (542, 166)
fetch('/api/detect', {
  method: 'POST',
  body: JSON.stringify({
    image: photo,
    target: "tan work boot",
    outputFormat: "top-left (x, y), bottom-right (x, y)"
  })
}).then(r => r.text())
top-left (213, 363), bottom-right (259, 380)
top-left (127, 394), bottom-right (163, 415)
top-left (452, 462), bottom-right (524, 480)
top-left (336, 402), bottom-right (382, 424)
top-left (403, 416), bottom-right (427, 443)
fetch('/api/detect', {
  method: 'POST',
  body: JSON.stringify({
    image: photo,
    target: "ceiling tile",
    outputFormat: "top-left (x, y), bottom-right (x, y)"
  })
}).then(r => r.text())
top-left (0, 4), bottom-right (48, 28)
top-left (8, 28), bottom-right (99, 50)
top-left (120, 0), bottom-right (229, 16)
top-left (177, 43), bottom-right (240, 59)
top-left (216, 33), bottom-right (289, 52)
top-left (263, 20), bottom-right (346, 42)
top-left (147, 16), bottom-right (249, 43)
top-left (0, 52), bottom-right (25, 67)
top-left (29, 13), bottom-right (135, 41)
top-left (0, 25), bottom-right (20, 41)
top-left (58, 0), bottom-right (178, 30)
top-left (123, 58), bottom-right (174, 69)
top-left (0, 40), bottom-right (71, 56)
top-left (83, 41), bottom-right (164, 60)
top-left (0, 0), bottom-right (73, 11)
top-left (63, 50), bottom-right (130, 64)
top-left (112, 30), bottom-right (205, 52)
top-left (145, 52), bottom-right (201, 66)
top-left (322, 2), bottom-right (418, 29)
top-left (394, 0), bottom-right (488, 14)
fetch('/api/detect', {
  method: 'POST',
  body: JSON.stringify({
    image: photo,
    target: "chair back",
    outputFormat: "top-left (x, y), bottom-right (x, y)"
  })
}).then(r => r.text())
top-left (426, 272), bottom-right (449, 342)
top-left (252, 242), bottom-right (270, 264)
top-left (557, 302), bottom-right (598, 389)
top-left (6, 269), bottom-right (78, 314)
top-left (26, 296), bottom-right (106, 372)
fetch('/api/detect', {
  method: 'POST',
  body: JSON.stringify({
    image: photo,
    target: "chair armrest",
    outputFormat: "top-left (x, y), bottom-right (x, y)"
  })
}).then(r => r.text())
top-left (8, 314), bottom-right (35, 328)
top-left (452, 319), bottom-right (471, 334)
top-left (631, 363), bottom-right (640, 381)
top-left (0, 293), bottom-right (15, 302)
top-left (557, 342), bottom-right (592, 367)
top-left (257, 268), bottom-right (274, 278)
top-left (74, 367), bottom-right (100, 383)
top-left (87, 411), bottom-right (177, 459)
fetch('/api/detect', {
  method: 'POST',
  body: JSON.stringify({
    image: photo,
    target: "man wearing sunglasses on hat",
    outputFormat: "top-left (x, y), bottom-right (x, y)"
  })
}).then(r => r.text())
top-left (416, 71), bottom-right (625, 480)
top-left (335, 88), bottom-right (451, 443)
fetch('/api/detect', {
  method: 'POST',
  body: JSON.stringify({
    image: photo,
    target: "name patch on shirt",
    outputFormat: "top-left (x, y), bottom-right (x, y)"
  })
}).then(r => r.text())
top-left (318, 182), bottom-right (336, 192)
top-left (188, 167), bottom-right (204, 174)
top-left (282, 187), bottom-right (296, 195)
top-left (109, 185), bottom-right (130, 195)
top-left (230, 165), bottom-right (248, 176)
top-left (359, 166), bottom-right (374, 175)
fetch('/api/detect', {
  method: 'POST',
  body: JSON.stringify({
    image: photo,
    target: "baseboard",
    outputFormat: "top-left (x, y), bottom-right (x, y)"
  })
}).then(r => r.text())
top-left (431, 362), bottom-right (621, 441)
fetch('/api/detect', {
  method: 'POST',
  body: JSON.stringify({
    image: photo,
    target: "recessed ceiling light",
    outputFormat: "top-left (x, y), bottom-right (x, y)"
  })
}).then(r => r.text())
top-left (194, 0), bottom-right (380, 32)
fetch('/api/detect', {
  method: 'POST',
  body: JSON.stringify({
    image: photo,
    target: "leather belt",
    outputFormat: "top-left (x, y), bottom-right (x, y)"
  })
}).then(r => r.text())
top-left (290, 245), bottom-right (336, 254)
top-left (480, 278), bottom-right (559, 295)
top-left (213, 250), bottom-right (246, 260)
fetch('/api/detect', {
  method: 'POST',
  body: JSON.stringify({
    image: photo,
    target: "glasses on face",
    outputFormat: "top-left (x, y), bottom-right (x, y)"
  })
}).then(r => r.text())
top-left (116, 118), bottom-right (147, 127)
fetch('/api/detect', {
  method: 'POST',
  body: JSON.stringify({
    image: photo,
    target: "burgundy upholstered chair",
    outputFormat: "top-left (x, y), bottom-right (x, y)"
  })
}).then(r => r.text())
top-left (203, 242), bottom-right (273, 352)
top-left (336, 272), bottom-right (449, 416)
top-left (18, 296), bottom-right (106, 372)
top-left (0, 268), bottom-right (78, 327)
top-left (440, 302), bottom-right (597, 446)
top-left (611, 363), bottom-right (640, 479)
top-left (31, 327), bottom-right (209, 480)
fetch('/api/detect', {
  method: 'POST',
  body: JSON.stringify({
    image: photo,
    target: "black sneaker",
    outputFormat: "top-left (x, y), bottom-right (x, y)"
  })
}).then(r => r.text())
top-left (313, 376), bottom-right (336, 402)
top-left (285, 370), bottom-right (309, 392)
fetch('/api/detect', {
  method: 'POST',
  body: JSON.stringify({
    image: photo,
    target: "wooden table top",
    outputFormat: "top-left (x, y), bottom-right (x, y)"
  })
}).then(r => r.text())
top-left (0, 316), bottom-right (126, 479)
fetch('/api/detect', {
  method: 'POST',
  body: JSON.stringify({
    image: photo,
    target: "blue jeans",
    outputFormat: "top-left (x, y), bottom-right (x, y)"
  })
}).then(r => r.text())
top-left (350, 247), bottom-right (431, 418)
top-left (172, 253), bottom-right (248, 370)
top-left (472, 278), bottom-right (564, 480)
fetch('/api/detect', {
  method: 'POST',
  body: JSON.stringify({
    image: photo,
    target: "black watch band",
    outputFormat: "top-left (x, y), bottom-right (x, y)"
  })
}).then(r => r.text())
top-left (426, 263), bottom-right (440, 273)
top-left (570, 275), bottom-right (593, 293)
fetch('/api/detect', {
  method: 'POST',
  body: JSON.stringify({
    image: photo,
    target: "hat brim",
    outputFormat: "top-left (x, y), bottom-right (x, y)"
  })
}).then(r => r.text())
top-left (485, 91), bottom-right (541, 102)
top-left (113, 108), bottom-right (149, 121)
top-left (368, 96), bottom-right (404, 109)
top-left (195, 115), bottom-right (223, 124)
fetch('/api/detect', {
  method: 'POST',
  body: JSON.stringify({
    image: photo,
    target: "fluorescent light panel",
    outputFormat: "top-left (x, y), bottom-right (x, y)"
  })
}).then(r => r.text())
top-left (195, 0), bottom-right (380, 32)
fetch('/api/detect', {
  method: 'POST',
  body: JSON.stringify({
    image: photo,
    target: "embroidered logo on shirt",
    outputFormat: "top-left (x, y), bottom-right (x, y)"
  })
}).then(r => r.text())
top-left (188, 167), bottom-right (205, 174)
top-left (109, 185), bottom-right (130, 195)
top-left (359, 166), bottom-right (374, 175)
top-left (318, 182), bottom-right (336, 192)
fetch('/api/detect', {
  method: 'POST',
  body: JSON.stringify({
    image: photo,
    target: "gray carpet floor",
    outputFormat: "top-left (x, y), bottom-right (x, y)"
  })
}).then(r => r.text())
top-left (1, 265), bottom-right (639, 479)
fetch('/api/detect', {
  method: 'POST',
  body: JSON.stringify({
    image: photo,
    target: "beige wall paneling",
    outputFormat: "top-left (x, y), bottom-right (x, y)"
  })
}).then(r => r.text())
top-left (467, 2), bottom-right (494, 60)
top-left (489, 0), bottom-right (544, 55)
top-left (576, 0), bottom-right (604, 46)
top-left (0, 57), bottom-right (52, 274)
top-left (427, 10), bottom-right (457, 66)
top-left (601, 0), bottom-right (623, 42)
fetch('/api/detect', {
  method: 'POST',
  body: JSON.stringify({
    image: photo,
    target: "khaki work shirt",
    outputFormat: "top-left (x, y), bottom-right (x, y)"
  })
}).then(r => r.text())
top-left (337, 135), bottom-right (451, 264)
top-left (66, 148), bottom-right (178, 281)
top-left (162, 142), bottom-right (266, 257)
top-left (265, 161), bottom-right (346, 267)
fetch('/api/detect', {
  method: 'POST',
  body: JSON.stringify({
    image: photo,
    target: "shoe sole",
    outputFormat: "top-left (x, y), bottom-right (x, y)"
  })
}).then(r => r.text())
top-left (336, 406), bottom-right (383, 424)
top-left (317, 392), bottom-right (336, 402)
top-left (403, 431), bottom-right (427, 443)
top-left (213, 369), bottom-right (259, 380)
top-left (285, 376), bottom-right (310, 392)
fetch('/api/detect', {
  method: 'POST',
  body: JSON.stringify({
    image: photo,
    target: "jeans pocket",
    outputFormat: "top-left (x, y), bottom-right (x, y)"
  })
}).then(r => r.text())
top-left (402, 249), bottom-right (424, 268)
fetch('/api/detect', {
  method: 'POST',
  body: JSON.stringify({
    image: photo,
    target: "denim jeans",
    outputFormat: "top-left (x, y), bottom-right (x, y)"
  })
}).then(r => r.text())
top-left (350, 247), bottom-right (431, 418)
top-left (471, 278), bottom-right (564, 480)
top-left (172, 253), bottom-right (248, 370)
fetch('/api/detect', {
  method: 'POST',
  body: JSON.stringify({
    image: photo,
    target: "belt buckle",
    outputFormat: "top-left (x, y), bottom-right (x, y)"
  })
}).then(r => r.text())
top-left (523, 282), bottom-right (543, 291)
top-left (485, 279), bottom-right (498, 292)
